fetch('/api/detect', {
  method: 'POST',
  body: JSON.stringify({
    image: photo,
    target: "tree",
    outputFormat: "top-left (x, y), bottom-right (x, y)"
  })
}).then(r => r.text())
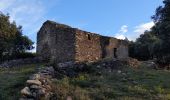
top-left (151, 0), bottom-right (170, 65)
top-left (128, 0), bottom-right (170, 67)
top-left (0, 12), bottom-right (34, 62)
top-left (129, 31), bottom-right (160, 60)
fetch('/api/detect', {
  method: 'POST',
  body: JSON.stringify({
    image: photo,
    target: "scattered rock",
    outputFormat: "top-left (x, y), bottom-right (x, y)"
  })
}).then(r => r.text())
top-left (121, 78), bottom-right (127, 82)
top-left (30, 85), bottom-right (41, 89)
top-left (30, 74), bottom-right (40, 80)
top-left (21, 87), bottom-right (32, 96)
top-left (117, 70), bottom-right (121, 74)
top-left (123, 58), bottom-right (141, 68)
top-left (32, 92), bottom-right (37, 98)
top-left (26, 80), bottom-right (42, 86)
top-left (122, 73), bottom-right (126, 76)
top-left (41, 92), bottom-right (53, 100)
top-left (96, 65), bottom-right (101, 68)
top-left (19, 98), bottom-right (34, 100)
top-left (67, 96), bottom-right (72, 100)
top-left (57, 61), bottom-right (74, 68)
top-left (45, 85), bottom-right (52, 91)
top-left (143, 61), bottom-right (157, 69)
top-left (132, 81), bottom-right (138, 84)
top-left (38, 88), bottom-right (46, 96)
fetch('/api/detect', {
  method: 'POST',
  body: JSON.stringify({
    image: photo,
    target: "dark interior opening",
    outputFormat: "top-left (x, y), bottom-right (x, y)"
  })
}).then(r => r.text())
top-left (100, 37), bottom-right (110, 58)
top-left (114, 48), bottom-right (117, 58)
top-left (88, 34), bottom-right (91, 40)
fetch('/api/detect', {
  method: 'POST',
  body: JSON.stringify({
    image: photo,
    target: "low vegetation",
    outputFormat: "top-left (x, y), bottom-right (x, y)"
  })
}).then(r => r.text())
top-left (0, 64), bottom-right (44, 100)
top-left (51, 62), bottom-right (170, 100)
top-left (0, 59), bottom-right (170, 100)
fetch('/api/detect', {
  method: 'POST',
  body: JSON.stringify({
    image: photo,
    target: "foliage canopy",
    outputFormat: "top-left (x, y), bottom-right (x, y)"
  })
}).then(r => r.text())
top-left (0, 12), bottom-right (34, 62)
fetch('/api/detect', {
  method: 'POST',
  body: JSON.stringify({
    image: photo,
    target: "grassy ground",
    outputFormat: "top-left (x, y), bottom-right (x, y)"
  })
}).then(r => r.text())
top-left (51, 63), bottom-right (170, 100)
top-left (0, 61), bottom-right (170, 100)
top-left (0, 64), bottom-right (44, 100)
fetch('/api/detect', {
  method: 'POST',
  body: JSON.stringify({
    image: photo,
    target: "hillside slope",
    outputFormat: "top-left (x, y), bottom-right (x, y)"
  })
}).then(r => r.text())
top-left (51, 59), bottom-right (170, 100)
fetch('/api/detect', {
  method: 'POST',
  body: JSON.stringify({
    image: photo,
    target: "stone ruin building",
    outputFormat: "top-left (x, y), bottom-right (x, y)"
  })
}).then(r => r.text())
top-left (37, 20), bottom-right (129, 64)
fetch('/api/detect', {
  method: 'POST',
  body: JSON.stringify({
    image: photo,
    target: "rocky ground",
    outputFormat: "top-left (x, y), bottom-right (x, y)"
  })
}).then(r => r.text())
top-left (46, 58), bottom-right (170, 100)
top-left (0, 58), bottom-right (170, 100)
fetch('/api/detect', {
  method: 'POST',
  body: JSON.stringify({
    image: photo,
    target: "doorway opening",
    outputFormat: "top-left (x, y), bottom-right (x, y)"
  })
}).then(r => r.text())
top-left (114, 48), bottom-right (117, 58)
top-left (88, 34), bottom-right (91, 40)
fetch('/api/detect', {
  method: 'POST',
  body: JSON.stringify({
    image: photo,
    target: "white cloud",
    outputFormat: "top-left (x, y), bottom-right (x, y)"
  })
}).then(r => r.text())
top-left (120, 25), bottom-right (128, 34)
top-left (116, 34), bottom-right (126, 40)
top-left (0, 0), bottom-right (48, 53)
top-left (0, 0), bottom-right (46, 36)
top-left (126, 21), bottom-right (154, 41)
top-left (114, 22), bottom-right (155, 41)
top-left (134, 21), bottom-right (154, 34)
top-left (115, 25), bottom-right (128, 40)
top-left (0, 0), bottom-right (16, 11)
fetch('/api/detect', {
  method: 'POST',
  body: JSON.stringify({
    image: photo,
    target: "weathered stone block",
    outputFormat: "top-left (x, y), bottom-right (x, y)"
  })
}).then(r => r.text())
top-left (21, 87), bottom-right (32, 96)
top-left (26, 80), bottom-right (42, 86)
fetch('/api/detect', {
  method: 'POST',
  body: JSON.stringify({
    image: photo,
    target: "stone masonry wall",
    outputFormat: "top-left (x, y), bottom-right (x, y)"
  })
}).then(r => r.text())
top-left (100, 37), bottom-right (120, 58)
top-left (37, 21), bottom-right (76, 63)
top-left (117, 41), bottom-right (129, 59)
top-left (75, 31), bottom-right (128, 62)
top-left (75, 30), bottom-right (102, 62)
top-left (53, 28), bottom-right (76, 63)
top-left (37, 20), bottom-right (129, 64)
top-left (37, 21), bottom-right (56, 62)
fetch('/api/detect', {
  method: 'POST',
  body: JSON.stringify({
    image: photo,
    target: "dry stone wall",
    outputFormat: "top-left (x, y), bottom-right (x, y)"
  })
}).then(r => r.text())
top-left (75, 30), bottom-right (102, 62)
top-left (20, 66), bottom-right (55, 100)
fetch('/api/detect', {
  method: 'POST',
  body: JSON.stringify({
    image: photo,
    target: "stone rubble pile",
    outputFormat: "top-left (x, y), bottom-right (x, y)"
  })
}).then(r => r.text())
top-left (124, 58), bottom-right (141, 68)
top-left (20, 66), bottom-right (55, 100)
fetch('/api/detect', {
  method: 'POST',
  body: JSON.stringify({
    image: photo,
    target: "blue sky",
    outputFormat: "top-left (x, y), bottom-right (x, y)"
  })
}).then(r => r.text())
top-left (0, 0), bottom-right (163, 52)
